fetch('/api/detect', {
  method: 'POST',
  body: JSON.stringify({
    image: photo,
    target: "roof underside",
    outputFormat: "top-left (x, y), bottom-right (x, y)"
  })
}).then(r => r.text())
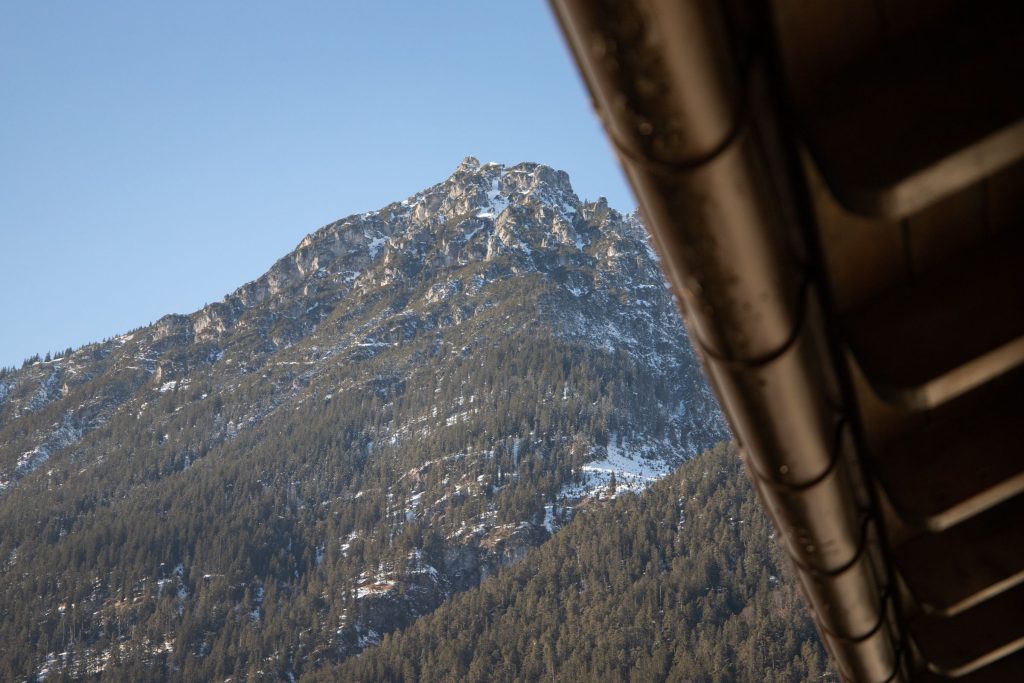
top-left (550, 0), bottom-right (1024, 680)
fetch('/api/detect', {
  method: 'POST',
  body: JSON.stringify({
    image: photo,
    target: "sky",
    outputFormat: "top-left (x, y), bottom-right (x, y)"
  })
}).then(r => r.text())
top-left (0, 1), bottom-right (633, 369)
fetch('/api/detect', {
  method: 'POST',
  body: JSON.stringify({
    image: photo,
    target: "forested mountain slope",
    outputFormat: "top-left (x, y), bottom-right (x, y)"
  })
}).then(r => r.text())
top-left (327, 443), bottom-right (833, 683)
top-left (0, 158), bottom-right (728, 680)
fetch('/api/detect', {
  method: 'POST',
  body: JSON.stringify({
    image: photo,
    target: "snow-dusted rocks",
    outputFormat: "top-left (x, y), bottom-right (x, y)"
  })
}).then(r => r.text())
top-left (0, 158), bottom-right (728, 677)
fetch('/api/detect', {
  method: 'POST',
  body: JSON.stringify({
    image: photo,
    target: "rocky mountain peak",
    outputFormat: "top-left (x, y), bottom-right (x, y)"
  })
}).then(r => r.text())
top-left (0, 158), bottom-right (728, 679)
top-left (1, 158), bottom-right (722, 501)
top-left (454, 155), bottom-right (481, 173)
top-left (278, 159), bottom-right (634, 309)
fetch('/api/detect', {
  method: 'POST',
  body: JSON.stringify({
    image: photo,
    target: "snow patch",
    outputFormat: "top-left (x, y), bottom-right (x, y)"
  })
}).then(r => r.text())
top-left (559, 436), bottom-right (676, 501)
top-left (477, 177), bottom-right (510, 218)
top-left (365, 232), bottom-right (388, 258)
top-left (543, 504), bottom-right (556, 533)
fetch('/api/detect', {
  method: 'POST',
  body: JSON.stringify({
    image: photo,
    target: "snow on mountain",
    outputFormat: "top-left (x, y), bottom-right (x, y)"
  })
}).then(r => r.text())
top-left (1, 156), bottom-right (723, 496)
top-left (0, 157), bottom-right (728, 678)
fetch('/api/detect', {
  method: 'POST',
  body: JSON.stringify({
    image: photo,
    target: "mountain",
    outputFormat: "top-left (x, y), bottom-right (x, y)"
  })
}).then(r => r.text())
top-left (0, 157), bottom-right (730, 681)
top-left (325, 443), bottom-right (834, 683)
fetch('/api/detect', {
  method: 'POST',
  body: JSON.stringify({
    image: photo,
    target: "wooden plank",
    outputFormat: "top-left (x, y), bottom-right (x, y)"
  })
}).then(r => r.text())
top-left (894, 495), bottom-right (1024, 616)
top-left (804, 154), bottom-right (905, 311)
top-left (906, 183), bottom-right (987, 276)
top-left (912, 582), bottom-right (1024, 677)
top-left (870, 367), bottom-right (1024, 531)
top-left (799, 3), bottom-right (1024, 218)
top-left (844, 228), bottom-right (1024, 405)
top-left (770, 0), bottom-right (883, 105)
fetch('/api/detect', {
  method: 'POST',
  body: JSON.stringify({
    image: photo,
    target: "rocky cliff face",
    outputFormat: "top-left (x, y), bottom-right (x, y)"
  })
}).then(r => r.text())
top-left (0, 158), bottom-right (727, 680)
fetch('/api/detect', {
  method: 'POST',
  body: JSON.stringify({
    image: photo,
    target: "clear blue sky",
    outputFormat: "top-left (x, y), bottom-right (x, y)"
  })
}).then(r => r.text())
top-left (0, 1), bottom-right (632, 369)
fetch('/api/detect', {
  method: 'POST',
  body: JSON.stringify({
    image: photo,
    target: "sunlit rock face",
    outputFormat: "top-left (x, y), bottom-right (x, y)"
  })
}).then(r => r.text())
top-left (0, 158), bottom-right (727, 678)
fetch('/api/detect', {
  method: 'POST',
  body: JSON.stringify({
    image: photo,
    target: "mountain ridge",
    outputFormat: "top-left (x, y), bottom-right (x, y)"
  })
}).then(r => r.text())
top-left (0, 158), bottom-right (729, 680)
top-left (0, 157), bottom-right (720, 495)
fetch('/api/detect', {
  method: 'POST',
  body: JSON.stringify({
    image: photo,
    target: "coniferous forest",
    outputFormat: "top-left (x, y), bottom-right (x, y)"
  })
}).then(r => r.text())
top-left (323, 442), bottom-right (833, 683)
top-left (0, 161), bottom-right (826, 681)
